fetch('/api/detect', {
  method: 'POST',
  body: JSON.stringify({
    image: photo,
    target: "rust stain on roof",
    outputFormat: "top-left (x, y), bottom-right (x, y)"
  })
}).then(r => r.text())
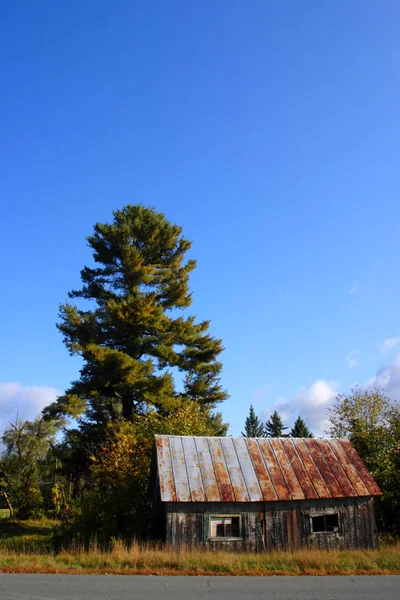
top-left (339, 439), bottom-right (382, 496)
top-left (247, 439), bottom-right (278, 501)
top-left (316, 439), bottom-right (358, 497)
top-left (270, 438), bottom-right (305, 501)
top-left (293, 439), bottom-right (332, 498)
top-left (156, 436), bottom-right (176, 502)
top-left (257, 439), bottom-right (291, 501)
top-left (281, 439), bottom-right (318, 499)
top-left (154, 435), bottom-right (382, 502)
top-left (208, 438), bottom-right (235, 502)
top-left (328, 439), bottom-right (370, 496)
top-left (305, 439), bottom-right (345, 498)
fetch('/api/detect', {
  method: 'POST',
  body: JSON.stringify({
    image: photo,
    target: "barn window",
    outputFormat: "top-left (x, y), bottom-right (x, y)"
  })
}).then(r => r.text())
top-left (209, 515), bottom-right (241, 539)
top-left (312, 513), bottom-right (339, 533)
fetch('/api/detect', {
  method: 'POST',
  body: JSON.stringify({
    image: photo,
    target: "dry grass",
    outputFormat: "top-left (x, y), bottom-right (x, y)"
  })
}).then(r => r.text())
top-left (0, 517), bottom-right (399, 575)
top-left (0, 541), bottom-right (399, 575)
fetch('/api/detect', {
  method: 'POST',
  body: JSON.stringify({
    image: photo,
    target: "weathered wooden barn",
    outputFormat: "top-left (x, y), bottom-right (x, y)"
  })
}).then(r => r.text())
top-left (150, 436), bottom-right (382, 551)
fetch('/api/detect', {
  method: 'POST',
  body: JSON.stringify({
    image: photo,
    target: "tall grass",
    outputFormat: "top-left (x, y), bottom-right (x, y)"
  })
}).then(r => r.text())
top-left (0, 540), bottom-right (399, 575)
top-left (1, 517), bottom-right (399, 575)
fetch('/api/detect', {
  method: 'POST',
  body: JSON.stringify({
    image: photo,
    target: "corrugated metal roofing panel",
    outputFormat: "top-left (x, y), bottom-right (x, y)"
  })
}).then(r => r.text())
top-left (169, 436), bottom-right (191, 502)
top-left (281, 439), bottom-right (318, 499)
top-left (328, 439), bottom-right (370, 496)
top-left (234, 437), bottom-right (263, 501)
top-left (257, 439), bottom-right (291, 501)
top-left (181, 437), bottom-right (206, 502)
top-left (293, 439), bottom-right (332, 498)
top-left (338, 439), bottom-right (382, 496)
top-left (194, 437), bottom-right (220, 502)
top-left (154, 435), bottom-right (382, 502)
top-left (315, 438), bottom-right (358, 497)
top-left (305, 439), bottom-right (345, 498)
top-left (269, 438), bottom-right (305, 500)
top-left (220, 437), bottom-right (250, 502)
top-left (247, 439), bottom-right (278, 501)
top-left (208, 437), bottom-right (235, 502)
top-left (155, 436), bottom-right (176, 502)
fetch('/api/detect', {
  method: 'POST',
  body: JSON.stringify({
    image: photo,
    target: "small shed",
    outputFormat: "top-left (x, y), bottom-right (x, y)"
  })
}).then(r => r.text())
top-left (150, 436), bottom-right (382, 551)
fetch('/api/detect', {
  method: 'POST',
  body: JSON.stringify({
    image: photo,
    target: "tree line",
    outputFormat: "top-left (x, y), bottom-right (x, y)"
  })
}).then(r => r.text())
top-left (242, 406), bottom-right (313, 438)
top-left (1, 205), bottom-right (399, 543)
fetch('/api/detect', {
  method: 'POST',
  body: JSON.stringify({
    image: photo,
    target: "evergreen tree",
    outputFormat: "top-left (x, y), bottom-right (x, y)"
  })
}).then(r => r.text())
top-left (44, 205), bottom-right (228, 426)
top-left (264, 410), bottom-right (288, 437)
top-left (241, 405), bottom-right (265, 437)
top-left (290, 416), bottom-right (314, 438)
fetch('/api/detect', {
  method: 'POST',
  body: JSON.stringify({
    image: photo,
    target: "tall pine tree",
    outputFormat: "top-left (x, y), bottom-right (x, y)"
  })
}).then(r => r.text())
top-left (290, 416), bottom-right (314, 438)
top-left (264, 410), bottom-right (288, 437)
top-left (44, 205), bottom-right (228, 427)
top-left (242, 405), bottom-right (265, 437)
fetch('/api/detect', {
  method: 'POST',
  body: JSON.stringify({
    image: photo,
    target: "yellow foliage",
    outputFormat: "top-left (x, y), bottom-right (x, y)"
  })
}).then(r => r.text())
top-left (90, 403), bottom-right (214, 489)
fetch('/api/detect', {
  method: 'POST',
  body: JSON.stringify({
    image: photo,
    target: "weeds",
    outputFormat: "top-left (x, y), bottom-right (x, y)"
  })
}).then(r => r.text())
top-left (0, 517), bottom-right (399, 575)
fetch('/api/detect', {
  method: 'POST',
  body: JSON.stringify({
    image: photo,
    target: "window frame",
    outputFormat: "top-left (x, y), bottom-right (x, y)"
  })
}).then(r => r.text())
top-left (310, 512), bottom-right (340, 534)
top-left (208, 514), bottom-right (243, 541)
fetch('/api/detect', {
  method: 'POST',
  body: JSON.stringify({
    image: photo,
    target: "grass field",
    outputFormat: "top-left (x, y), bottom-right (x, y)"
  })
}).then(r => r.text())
top-left (0, 514), bottom-right (399, 575)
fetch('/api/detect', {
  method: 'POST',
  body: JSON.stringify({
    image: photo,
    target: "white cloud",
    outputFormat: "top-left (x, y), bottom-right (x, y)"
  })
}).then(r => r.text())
top-left (347, 349), bottom-right (360, 370)
top-left (257, 350), bottom-right (400, 440)
top-left (349, 282), bottom-right (359, 295)
top-left (0, 382), bottom-right (60, 432)
top-left (379, 336), bottom-right (400, 355)
top-left (260, 379), bottom-right (339, 437)
top-left (367, 352), bottom-right (400, 400)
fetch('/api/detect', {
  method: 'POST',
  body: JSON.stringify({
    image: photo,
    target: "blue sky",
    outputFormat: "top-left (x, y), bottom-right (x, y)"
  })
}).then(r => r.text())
top-left (1, 1), bottom-right (400, 436)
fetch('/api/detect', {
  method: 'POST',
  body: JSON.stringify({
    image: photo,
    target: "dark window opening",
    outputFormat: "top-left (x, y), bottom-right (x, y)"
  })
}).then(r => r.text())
top-left (210, 516), bottom-right (241, 538)
top-left (312, 513), bottom-right (339, 533)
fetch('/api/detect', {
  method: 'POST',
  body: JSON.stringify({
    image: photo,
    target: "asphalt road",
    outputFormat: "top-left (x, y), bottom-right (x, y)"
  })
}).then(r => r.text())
top-left (0, 575), bottom-right (399, 600)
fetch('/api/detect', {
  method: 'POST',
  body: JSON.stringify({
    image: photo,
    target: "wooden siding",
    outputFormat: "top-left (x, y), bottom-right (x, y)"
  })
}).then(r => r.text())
top-left (164, 497), bottom-right (378, 552)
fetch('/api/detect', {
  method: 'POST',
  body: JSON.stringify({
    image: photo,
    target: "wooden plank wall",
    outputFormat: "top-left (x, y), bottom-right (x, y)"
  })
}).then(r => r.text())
top-left (165, 502), bottom-right (264, 552)
top-left (163, 497), bottom-right (378, 551)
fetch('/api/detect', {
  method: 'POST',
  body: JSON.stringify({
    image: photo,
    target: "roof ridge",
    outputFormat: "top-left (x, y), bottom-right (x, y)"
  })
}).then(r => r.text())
top-left (154, 434), bottom-right (349, 441)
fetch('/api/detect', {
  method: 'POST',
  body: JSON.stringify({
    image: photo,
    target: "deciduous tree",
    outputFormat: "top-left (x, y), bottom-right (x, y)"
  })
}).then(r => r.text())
top-left (0, 417), bottom-right (58, 519)
top-left (328, 387), bottom-right (400, 534)
top-left (58, 403), bottom-right (218, 544)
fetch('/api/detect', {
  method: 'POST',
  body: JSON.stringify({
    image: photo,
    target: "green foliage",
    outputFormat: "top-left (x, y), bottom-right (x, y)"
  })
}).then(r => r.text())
top-left (55, 403), bottom-right (221, 547)
top-left (0, 417), bottom-right (58, 520)
top-left (264, 410), bottom-right (288, 437)
top-left (328, 387), bottom-right (400, 534)
top-left (44, 205), bottom-right (228, 423)
top-left (290, 416), bottom-right (314, 438)
top-left (242, 405), bottom-right (265, 437)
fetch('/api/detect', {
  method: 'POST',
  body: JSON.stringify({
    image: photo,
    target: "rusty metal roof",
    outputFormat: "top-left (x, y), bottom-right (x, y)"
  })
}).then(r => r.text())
top-left (154, 436), bottom-right (382, 502)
